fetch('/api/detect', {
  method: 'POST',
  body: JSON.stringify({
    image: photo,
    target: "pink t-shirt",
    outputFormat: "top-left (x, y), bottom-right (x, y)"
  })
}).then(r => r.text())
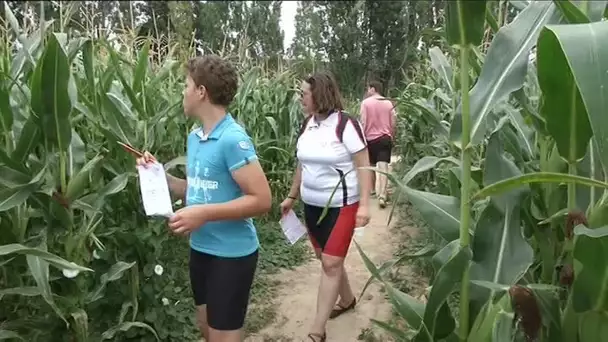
top-left (360, 95), bottom-right (396, 141)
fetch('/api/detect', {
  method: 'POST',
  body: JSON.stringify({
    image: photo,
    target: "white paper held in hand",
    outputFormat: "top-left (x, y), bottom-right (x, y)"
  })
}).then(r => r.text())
top-left (354, 226), bottom-right (365, 238)
top-left (280, 210), bottom-right (307, 245)
top-left (137, 163), bottom-right (174, 218)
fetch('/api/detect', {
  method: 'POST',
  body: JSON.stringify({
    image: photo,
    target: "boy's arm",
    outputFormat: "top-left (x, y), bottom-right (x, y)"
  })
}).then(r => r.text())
top-left (359, 102), bottom-right (367, 130)
top-left (167, 174), bottom-right (187, 200)
top-left (201, 161), bottom-right (272, 221)
top-left (390, 106), bottom-right (397, 140)
top-left (196, 133), bottom-right (271, 221)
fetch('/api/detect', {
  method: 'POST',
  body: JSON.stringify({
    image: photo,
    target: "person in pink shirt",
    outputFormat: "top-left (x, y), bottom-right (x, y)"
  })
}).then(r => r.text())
top-left (360, 81), bottom-right (396, 208)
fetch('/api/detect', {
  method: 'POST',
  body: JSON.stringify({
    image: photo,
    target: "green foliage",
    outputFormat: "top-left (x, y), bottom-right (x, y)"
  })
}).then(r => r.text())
top-left (0, 4), bottom-right (308, 341)
top-left (289, 0), bottom-right (446, 96)
top-left (2, 1), bottom-right (448, 98)
top-left (4, 1), bottom-right (608, 341)
top-left (358, 0), bottom-right (608, 341)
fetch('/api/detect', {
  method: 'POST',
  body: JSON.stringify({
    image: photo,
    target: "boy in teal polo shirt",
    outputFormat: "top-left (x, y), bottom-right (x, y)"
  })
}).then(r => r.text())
top-left (136, 55), bottom-right (272, 342)
top-left (185, 115), bottom-right (261, 257)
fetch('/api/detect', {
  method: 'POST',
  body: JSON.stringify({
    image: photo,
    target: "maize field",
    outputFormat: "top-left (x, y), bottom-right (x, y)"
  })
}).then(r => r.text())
top-left (1, 1), bottom-right (608, 342)
top-left (358, 1), bottom-right (608, 341)
top-left (0, 3), bottom-right (311, 340)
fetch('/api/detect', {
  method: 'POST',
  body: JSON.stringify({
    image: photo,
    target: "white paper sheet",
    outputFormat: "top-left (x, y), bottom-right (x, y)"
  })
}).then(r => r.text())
top-left (354, 227), bottom-right (365, 238)
top-left (137, 163), bottom-right (174, 218)
top-left (280, 210), bottom-right (307, 244)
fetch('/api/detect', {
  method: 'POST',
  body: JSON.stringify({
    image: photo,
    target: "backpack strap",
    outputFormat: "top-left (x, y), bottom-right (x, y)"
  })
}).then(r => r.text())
top-left (337, 111), bottom-right (359, 143)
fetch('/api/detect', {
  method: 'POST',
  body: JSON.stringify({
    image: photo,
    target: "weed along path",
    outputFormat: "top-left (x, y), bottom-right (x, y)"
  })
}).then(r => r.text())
top-left (247, 157), bottom-right (404, 342)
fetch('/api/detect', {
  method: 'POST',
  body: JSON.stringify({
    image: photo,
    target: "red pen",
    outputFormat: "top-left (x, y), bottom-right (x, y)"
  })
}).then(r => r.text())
top-left (117, 141), bottom-right (144, 158)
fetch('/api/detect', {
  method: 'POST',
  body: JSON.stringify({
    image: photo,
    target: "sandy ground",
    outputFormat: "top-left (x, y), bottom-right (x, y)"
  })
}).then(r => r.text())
top-left (246, 156), bottom-right (415, 342)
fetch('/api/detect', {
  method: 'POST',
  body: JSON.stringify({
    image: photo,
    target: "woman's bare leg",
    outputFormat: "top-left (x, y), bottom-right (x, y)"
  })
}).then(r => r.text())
top-left (337, 265), bottom-right (355, 306)
top-left (309, 254), bottom-right (346, 336)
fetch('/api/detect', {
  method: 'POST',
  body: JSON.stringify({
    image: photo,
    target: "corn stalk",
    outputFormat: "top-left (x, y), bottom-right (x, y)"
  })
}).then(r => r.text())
top-left (356, 0), bottom-right (608, 341)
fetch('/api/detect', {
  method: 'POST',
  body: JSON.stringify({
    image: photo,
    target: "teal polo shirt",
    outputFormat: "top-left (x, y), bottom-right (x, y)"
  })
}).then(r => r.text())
top-left (185, 114), bottom-right (260, 258)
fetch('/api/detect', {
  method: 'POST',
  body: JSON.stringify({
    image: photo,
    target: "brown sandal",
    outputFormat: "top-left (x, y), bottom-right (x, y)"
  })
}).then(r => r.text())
top-left (308, 332), bottom-right (326, 342)
top-left (379, 196), bottom-right (387, 209)
top-left (329, 297), bottom-right (356, 319)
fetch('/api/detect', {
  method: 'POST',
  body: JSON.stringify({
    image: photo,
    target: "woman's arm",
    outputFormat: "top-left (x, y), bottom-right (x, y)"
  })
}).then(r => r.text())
top-left (287, 163), bottom-right (302, 199)
top-left (352, 149), bottom-right (372, 208)
top-left (279, 163), bottom-right (302, 216)
top-left (340, 117), bottom-right (372, 207)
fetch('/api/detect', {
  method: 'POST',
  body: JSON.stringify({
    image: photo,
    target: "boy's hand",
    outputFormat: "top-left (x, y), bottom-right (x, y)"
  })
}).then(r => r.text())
top-left (168, 205), bottom-right (208, 236)
top-left (136, 151), bottom-right (157, 169)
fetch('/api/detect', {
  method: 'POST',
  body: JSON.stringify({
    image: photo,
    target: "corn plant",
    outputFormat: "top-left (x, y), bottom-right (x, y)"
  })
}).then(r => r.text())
top-left (229, 66), bottom-right (303, 205)
top-left (0, 5), bottom-right (189, 340)
top-left (0, 3), bottom-right (306, 340)
top-left (357, 0), bottom-right (608, 341)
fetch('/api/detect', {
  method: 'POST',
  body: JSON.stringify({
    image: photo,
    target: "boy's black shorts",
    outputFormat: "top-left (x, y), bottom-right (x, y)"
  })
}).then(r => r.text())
top-left (189, 248), bottom-right (258, 331)
top-left (367, 134), bottom-right (392, 165)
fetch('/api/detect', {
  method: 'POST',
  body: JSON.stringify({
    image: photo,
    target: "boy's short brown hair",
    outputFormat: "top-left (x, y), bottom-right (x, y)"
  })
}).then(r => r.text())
top-left (368, 80), bottom-right (383, 95)
top-left (185, 55), bottom-right (238, 107)
top-left (305, 71), bottom-right (344, 115)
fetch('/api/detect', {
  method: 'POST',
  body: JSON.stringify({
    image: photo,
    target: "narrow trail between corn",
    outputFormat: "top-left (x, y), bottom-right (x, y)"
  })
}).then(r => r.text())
top-left (247, 156), bottom-right (414, 342)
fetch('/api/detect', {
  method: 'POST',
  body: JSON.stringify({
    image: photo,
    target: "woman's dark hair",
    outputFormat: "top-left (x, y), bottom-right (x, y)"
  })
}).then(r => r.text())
top-left (305, 71), bottom-right (344, 115)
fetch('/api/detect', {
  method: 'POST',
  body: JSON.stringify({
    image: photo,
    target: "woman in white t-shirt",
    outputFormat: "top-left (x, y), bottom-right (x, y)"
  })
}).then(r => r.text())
top-left (280, 71), bottom-right (372, 342)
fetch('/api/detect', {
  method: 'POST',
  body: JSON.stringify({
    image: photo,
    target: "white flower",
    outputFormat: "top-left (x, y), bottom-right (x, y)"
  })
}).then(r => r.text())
top-left (161, 297), bottom-right (170, 306)
top-left (93, 250), bottom-right (100, 260)
top-left (154, 264), bottom-right (164, 276)
top-left (62, 268), bottom-right (80, 278)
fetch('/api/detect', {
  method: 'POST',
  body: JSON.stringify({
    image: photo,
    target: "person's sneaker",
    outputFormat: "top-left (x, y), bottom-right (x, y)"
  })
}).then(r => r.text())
top-left (379, 197), bottom-right (386, 209)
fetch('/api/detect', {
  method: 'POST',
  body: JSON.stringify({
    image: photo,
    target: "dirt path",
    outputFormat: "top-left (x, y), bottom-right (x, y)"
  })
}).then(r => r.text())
top-left (247, 157), bottom-right (411, 342)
